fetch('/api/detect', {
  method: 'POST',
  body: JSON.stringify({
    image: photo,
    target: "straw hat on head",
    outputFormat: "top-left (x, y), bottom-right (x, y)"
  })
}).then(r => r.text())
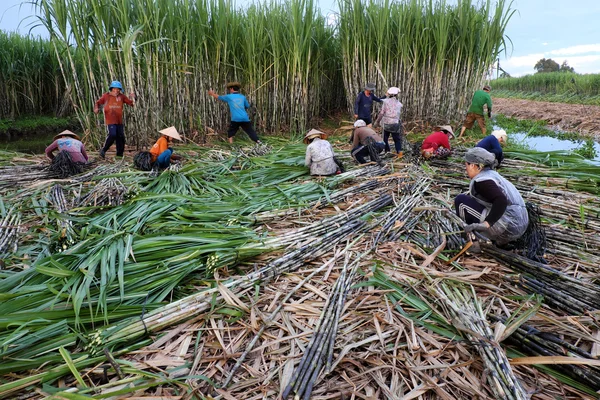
top-left (54, 130), bottom-right (80, 141)
top-left (304, 129), bottom-right (325, 144)
top-left (159, 126), bottom-right (182, 141)
top-left (435, 125), bottom-right (454, 138)
top-left (386, 86), bottom-right (400, 96)
top-left (226, 81), bottom-right (242, 89)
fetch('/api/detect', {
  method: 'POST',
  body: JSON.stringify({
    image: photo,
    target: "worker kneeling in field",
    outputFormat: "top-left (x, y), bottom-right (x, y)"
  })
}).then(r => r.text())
top-left (149, 126), bottom-right (183, 169)
top-left (421, 125), bottom-right (454, 159)
top-left (476, 129), bottom-right (507, 167)
top-left (304, 129), bottom-right (339, 176)
top-left (350, 120), bottom-right (385, 164)
top-left (46, 130), bottom-right (89, 178)
top-left (455, 147), bottom-right (528, 248)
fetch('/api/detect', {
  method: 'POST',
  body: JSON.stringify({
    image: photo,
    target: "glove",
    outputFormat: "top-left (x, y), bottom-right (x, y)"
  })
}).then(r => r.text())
top-left (487, 110), bottom-right (492, 118)
top-left (464, 222), bottom-right (489, 233)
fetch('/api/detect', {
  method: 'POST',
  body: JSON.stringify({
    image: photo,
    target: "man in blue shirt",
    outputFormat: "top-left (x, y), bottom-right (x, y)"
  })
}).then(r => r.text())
top-left (476, 129), bottom-right (507, 167)
top-left (353, 82), bottom-right (382, 126)
top-left (208, 82), bottom-right (262, 144)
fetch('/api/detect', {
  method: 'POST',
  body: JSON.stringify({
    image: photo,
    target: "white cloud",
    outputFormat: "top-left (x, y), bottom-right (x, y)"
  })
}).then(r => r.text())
top-left (549, 44), bottom-right (600, 56)
top-left (542, 42), bottom-right (548, 46)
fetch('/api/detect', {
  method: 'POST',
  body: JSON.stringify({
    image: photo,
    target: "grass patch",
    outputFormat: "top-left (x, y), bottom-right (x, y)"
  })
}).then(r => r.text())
top-left (0, 115), bottom-right (77, 134)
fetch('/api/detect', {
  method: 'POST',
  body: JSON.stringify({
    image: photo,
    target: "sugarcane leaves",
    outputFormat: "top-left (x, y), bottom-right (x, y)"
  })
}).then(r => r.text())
top-left (499, 294), bottom-right (542, 342)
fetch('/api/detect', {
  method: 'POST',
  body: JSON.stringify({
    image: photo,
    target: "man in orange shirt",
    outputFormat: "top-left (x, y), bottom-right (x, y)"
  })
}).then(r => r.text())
top-left (94, 80), bottom-right (135, 158)
top-left (149, 126), bottom-right (183, 169)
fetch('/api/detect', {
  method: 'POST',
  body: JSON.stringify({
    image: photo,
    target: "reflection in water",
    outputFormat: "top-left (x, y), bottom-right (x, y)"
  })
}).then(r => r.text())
top-left (509, 132), bottom-right (600, 163)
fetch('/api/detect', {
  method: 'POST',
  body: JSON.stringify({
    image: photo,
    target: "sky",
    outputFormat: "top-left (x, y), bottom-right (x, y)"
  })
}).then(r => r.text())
top-left (1, 0), bottom-right (599, 77)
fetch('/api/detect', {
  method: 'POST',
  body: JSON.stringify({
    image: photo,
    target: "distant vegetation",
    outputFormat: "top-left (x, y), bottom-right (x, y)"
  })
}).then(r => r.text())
top-left (492, 72), bottom-right (600, 105)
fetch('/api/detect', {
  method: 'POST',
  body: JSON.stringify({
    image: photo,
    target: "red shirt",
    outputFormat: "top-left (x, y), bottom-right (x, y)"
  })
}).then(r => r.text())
top-left (95, 92), bottom-right (134, 125)
top-left (421, 131), bottom-right (450, 151)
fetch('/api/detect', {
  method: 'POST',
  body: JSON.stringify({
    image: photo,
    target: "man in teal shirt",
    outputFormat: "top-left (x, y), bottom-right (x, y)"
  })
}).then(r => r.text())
top-left (208, 82), bottom-right (262, 144)
top-left (458, 85), bottom-right (492, 137)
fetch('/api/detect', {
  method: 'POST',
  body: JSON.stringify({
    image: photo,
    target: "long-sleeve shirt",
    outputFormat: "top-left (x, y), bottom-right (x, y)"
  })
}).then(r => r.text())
top-left (150, 136), bottom-right (169, 162)
top-left (95, 92), bottom-right (134, 125)
top-left (305, 138), bottom-right (337, 176)
top-left (472, 180), bottom-right (508, 226)
top-left (217, 93), bottom-right (251, 122)
top-left (354, 91), bottom-right (382, 120)
top-left (421, 131), bottom-right (450, 151)
top-left (353, 127), bottom-right (383, 148)
top-left (467, 90), bottom-right (492, 115)
top-left (376, 97), bottom-right (402, 126)
top-left (45, 138), bottom-right (88, 163)
top-left (476, 135), bottom-right (504, 165)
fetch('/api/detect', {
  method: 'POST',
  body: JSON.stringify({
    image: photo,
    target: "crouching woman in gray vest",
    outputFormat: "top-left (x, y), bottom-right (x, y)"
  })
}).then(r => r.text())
top-left (454, 147), bottom-right (528, 247)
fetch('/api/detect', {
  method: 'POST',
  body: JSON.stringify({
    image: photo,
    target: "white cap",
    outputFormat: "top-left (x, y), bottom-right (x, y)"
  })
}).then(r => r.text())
top-left (492, 129), bottom-right (507, 143)
top-left (354, 120), bottom-right (366, 128)
top-left (387, 87), bottom-right (400, 95)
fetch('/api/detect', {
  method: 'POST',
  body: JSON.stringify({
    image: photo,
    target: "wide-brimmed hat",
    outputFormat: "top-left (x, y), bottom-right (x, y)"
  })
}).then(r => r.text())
top-left (364, 82), bottom-right (376, 91)
top-left (492, 129), bottom-right (507, 143)
top-left (159, 126), bottom-right (182, 141)
top-left (483, 85), bottom-right (492, 91)
top-left (53, 130), bottom-right (80, 141)
top-left (434, 125), bottom-right (454, 138)
top-left (303, 128), bottom-right (325, 144)
top-left (387, 86), bottom-right (400, 95)
top-left (226, 81), bottom-right (242, 89)
top-left (354, 120), bottom-right (367, 128)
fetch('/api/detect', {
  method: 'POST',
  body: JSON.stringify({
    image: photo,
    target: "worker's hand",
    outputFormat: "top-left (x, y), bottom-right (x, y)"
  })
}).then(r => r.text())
top-left (93, 106), bottom-right (99, 114)
top-left (129, 91), bottom-right (135, 99)
top-left (464, 221), bottom-right (490, 233)
top-left (487, 110), bottom-right (492, 118)
top-left (208, 89), bottom-right (215, 96)
top-left (353, 114), bottom-right (358, 120)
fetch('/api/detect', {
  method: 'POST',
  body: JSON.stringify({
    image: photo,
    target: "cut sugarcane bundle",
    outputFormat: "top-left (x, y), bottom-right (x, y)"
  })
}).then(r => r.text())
top-left (432, 282), bottom-right (529, 400)
top-left (76, 177), bottom-right (130, 208)
top-left (0, 205), bottom-right (20, 258)
top-left (282, 252), bottom-right (361, 400)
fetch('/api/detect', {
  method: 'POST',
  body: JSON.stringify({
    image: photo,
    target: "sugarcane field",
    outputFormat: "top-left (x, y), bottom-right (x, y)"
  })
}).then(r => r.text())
top-left (1, 0), bottom-right (600, 399)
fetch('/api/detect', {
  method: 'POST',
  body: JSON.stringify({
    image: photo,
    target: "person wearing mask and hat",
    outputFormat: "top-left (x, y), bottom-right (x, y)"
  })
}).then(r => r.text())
top-left (207, 82), bottom-right (262, 144)
top-left (94, 80), bottom-right (135, 159)
top-left (455, 147), bottom-right (528, 248)
top-left (421, 125), bottom-right (454, 159)
top-left (476, 129), bottom-right (508, 167)
top-left (353, 82), bottom-right (383, 126)
top-left (149, 126), bottom-right (183, 169)
top-left (304, 129), bottom-right (338, 176)
top-left (351, 120), bottom-right (385, 164)
top-left (374, 86), bottom-right (403, 157)
top-left (458, 85), bottom-right (493, 138)
top-left (45, 130), bottom-right (89, 164)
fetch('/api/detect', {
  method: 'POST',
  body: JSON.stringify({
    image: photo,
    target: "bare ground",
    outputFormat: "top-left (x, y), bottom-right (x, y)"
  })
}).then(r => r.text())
top-left (493, 97), bottom-right (600, 141)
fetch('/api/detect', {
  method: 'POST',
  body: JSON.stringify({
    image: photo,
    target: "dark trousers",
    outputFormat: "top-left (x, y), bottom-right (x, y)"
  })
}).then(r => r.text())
top-left (454, 194), bottom-right (486, 224)
top-left (351, 142), bottom-right (385, 164)
top-left (227, 121), bottom-right (260, 142)
top-left (383, 126), bottom-right (403, 153)
top-left (102, 124), bottom-right (126, 156)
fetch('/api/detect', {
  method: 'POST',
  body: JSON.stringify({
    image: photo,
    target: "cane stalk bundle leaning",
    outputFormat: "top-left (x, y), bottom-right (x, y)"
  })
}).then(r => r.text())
top-left (0, 205), bottom-right (21, 258)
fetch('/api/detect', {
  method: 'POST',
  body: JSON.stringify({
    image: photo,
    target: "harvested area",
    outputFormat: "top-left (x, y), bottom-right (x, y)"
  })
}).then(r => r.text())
top-left (493, 97), bottom-right (600, 140)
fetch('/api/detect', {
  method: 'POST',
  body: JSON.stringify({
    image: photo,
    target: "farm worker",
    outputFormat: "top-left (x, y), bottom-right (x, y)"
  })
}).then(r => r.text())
top-left (374, 86), bottom-right (403, 157)
top-left (421, 125), bottom-right (454, 159)
top-left (458, 85), bottom-right (492, 137)
top-left (354, 82), bottom-right (383, 126)
top-left (350, 120), bottom-right (385, 164)
top-left (149, 126), bottom-right (183, 169)
top-left (207, 82), bottom-right (262, 144)
top-left (455, 147), bottom-right (528, 248)
top-left (45, 130), bottom-right (88, 163)
top-left (476, 129), bottom-right (508, 167)
top-left (304, 129), bottom-right (338, 176)
top-left (94, 80), bottom-right (135, 158)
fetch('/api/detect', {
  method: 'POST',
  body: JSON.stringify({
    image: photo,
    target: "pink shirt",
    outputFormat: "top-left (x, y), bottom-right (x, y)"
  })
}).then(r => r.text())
top-left (46, 138), bottom-right (89, 163)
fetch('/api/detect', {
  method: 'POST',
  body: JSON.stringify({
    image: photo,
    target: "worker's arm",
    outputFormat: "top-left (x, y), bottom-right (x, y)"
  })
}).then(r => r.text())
top-left (207, 89), bottom-right (220, 100)
top-left (474, 180), bottom-right (508, 226)
top-left (45, 141), bottom-right (58, 160)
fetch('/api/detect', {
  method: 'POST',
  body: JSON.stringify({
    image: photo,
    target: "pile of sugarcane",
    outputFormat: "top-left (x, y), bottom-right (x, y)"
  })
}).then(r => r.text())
top-left (282, 254), bottom-right (360, 400)
top-left (432, 282), bottom-right (528, 400)
top-left (133, 151), bottom-right (153, 171)
top-left (483, 245), bottom-right (600, 314)
top-left (48, 184), bottom-right (77, 251)
top-left (0, 205), bottom-right (20, 258)
top-left (241, 142), bottom-right (273, 157)
top-left (48, 151), bottom-right (85, 178)
top-left (77, 177), bottom-right (131, 208)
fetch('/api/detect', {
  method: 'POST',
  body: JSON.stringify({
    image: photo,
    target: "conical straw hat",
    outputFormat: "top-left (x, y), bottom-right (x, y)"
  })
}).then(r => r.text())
top-left (304, 129), bottom-right (325, 144)
top-left (53, 130), bottom-right (80, 141)
top-left (159, 126), bottom-right (182, 141)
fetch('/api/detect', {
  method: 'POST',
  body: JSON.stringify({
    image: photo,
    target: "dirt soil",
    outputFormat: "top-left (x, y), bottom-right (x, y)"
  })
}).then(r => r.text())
top-left (493, 97), bottom-right (600, 141)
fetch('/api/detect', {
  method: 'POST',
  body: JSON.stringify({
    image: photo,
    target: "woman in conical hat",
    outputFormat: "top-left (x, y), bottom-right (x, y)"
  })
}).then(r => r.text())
top-left (304, 129), bottom-right (338, 176)
top-left (45, 130), bottom-right (89, 164)
top-left (149, 126), bottom-right (183, 169)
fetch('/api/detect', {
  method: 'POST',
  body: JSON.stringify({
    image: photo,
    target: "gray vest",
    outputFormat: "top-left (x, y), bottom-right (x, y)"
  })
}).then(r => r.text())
top-left (469, 169), bottom-right (528, 244)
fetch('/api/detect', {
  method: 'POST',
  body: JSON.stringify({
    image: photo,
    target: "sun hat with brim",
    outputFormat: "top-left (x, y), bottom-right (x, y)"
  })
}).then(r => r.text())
top-left (53, 130), bottom-right (80, 141)
top-left (434, 125), bottom-right (454, 138)
top-left (303, 129), bottom-right (325, 144)
top-left (492, 129), bottom-right (508, 143)
top-left (159, 126), bottom-right (182, 141)
top-left (226, 81), bottom-right (242, 89)
top-left (465, 147), bottom-right (496, 167)
top-left (364, 82), bottom-right (376, 91)
top-left (387, 86), bottom-right (400, 95)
